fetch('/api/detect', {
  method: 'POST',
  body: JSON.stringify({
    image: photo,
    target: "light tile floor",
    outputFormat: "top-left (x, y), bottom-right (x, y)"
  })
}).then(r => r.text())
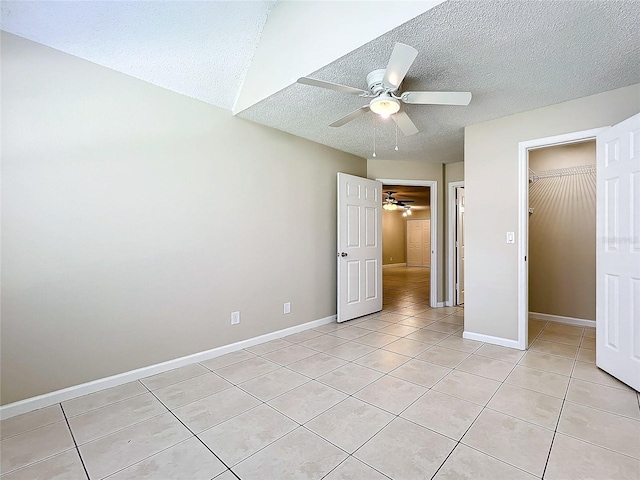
top-left (1, 266), bottom-right (639, 479)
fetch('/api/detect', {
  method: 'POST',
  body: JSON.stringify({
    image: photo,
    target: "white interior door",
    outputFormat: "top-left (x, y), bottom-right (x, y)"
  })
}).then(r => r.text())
top-left (456, 187), bottom-right (465, 305)
top-left (596, 113), bottom-right (640, 390)
top-left (406, 220), bottom-right (422, 266)
top-left (337, 173), bottom-right (383, 322)
top-left (421, 220), bottom-right (431, 267)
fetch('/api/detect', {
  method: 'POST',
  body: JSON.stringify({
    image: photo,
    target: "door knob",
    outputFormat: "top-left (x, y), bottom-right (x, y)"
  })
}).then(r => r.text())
top-left (340, 252), bottom-right (348, 257)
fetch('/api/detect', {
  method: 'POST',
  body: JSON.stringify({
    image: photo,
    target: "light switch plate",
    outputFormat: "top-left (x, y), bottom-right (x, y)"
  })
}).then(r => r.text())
top-left (506, 232), bottom-right (515, 244)
top-left (284, 302), bottom-right (291, 314)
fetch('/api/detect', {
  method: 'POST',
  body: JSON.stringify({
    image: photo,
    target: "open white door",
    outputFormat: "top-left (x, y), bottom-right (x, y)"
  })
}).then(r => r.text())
top-left (337, 173), bottom-right (383, 322)
top-left (596, 113), bottom-right (640, 391)
top-left (456, 187), bottom-right (465, 305)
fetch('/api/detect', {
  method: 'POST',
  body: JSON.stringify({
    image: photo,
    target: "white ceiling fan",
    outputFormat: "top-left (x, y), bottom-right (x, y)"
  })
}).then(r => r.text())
top-left (297, 43), bottom-right (472, 136)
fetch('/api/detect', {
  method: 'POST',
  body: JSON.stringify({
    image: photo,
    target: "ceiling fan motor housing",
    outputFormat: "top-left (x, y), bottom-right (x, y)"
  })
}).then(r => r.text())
top-left (367, 69), bottom-right (391, 95)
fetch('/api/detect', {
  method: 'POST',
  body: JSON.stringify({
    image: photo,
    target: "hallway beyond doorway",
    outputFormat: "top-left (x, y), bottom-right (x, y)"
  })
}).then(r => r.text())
top-left (383, 265), bottom-right (430, 311)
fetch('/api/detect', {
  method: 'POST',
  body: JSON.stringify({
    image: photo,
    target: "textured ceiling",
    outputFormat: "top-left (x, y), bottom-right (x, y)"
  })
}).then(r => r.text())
top-left (0, 1), bottom-right (276, 110)
top-left (240, 0), bottom-right (640, 163)
top-left (383, 185), bottom-right (430, 211)
top-left (2, 1), bottom-right (638, 164)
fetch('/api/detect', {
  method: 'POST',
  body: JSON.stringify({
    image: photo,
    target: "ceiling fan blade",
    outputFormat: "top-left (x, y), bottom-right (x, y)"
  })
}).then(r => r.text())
top-left (401, 91), bottom-right (472, 106)
top-left (297, 77), bottom-right (368, 96)
top-left (392, 110), bottom-right (419, 136)
top-left (330, 106), bottom-right (370, 127)
top-left (382, 43), bottom-right (418, 90)
top-left (396, 200), bottom-right (415, 203)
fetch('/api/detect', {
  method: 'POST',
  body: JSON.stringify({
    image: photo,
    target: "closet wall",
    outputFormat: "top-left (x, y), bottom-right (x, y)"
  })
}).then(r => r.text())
top-left (528, 141), bottom-right (596, 321)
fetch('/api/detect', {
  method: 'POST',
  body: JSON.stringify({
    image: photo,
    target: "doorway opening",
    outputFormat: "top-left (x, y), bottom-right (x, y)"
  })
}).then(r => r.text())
top-left (527, 141), bottom-right (597, 348)
top-left (517, 127), bottom-right (606, 350)
top-left (447, 181), bottom-right (465, 307)
top-left (377, 179), bottom-right (438, 308)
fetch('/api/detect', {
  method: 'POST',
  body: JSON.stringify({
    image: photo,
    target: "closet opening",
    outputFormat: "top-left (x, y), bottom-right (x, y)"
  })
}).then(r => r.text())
top-left (527, 140), bottom-right (597, 349)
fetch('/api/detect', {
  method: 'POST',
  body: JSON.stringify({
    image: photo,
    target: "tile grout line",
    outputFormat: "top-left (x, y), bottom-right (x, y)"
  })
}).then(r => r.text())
top-left (120, 320), bottom-right (587, 476)
top-left (170, 362), bottom-right (299, 467)
top-left (300, 327), bottom-right (510, 478)
top-left (23, 304), bottom-right (606, 479)
top-left (203, 310), bottom-right (453, 475)
top-left (541, 395), bottom-right (568, 479)
top-left (425, 346), bottom-right (550, 479)
top-left (319, 454), bottom-right (393, 480)
top-left (12, 274), bottom-right (621, 480)
top-left (170, 347), bottom-right (376, 477)
top-left (440, 354), bottom-right (531, 479)
top-left (138, 381), bottom-right (242, 480)
top-left (59, 403), bottom-right (91, 480)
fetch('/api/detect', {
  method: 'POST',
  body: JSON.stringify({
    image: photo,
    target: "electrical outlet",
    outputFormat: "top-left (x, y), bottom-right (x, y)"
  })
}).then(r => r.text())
top-left (284, 302), bottom-right (291, 314)
top-left (231, 311), bottom-right (240, 325)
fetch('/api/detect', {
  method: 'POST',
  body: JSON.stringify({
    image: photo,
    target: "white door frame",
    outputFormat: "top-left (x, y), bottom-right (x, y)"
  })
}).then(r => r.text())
top-left (376, 178), bottom-right (438, 308)
top-left (517, 127), bottom-right (608, 350)
top-left (447, 181), bottom-right (464, 307)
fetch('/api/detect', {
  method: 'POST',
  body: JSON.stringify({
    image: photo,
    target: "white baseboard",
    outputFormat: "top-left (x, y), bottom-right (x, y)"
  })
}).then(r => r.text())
top-left (463, 331), bottom-right (523, 350)
top-left (383, 263), bottom-right (407, 267)
top-left (529, 312), bottom-right (595, 328)
top-left (436, 302), bottom-right (445, 308)
top-left (0, 315), bottom-right (336, 420)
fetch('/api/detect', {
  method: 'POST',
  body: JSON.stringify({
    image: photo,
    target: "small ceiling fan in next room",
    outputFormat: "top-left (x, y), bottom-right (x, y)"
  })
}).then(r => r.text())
top-left (297, 43), bottom-right (472, 136)
top-left (382, 191), bottom-right (414, 212)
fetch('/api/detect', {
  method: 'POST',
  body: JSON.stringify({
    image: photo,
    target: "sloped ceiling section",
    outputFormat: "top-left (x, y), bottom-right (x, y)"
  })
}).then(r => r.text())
top-left (0, 0), bottom-right (439, 113)
top-left (0, 0), bottom-right (277, 110)
top-left (239, 0), bottom-right (640, 163)
top-left (233, 1), bottom-right (443, 114)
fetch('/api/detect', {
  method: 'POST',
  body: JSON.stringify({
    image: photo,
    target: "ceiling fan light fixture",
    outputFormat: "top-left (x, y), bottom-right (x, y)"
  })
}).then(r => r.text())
top-left (383, 202), bottom-right (398, 211)
top-left (369, 94), bottom-right (400, 117)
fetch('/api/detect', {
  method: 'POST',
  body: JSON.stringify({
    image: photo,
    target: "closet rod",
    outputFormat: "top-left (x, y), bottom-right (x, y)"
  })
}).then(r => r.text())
top-left (529, 164), bottom-right (595, 183)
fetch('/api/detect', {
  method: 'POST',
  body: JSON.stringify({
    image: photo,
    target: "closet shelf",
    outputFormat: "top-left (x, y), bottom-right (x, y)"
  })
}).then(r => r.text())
top-left (529, 164), bottom-right (596, 184)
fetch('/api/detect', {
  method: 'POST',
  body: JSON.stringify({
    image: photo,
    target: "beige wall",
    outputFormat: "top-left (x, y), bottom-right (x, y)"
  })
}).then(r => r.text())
top-left (0, 33), bottom-right (366, 405)
top-left (410, 209), bottom-right (431, 220)
top-left (367, 160), bottom-right (444, 301)
top-left (529, 142), bottom-right (596, 320)
top-left (465, 84), bottom-right (640, 341)
top-left (445, 162), bottom-right (464, 183)
top-left (382, 210), bottom-right (407, 264)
